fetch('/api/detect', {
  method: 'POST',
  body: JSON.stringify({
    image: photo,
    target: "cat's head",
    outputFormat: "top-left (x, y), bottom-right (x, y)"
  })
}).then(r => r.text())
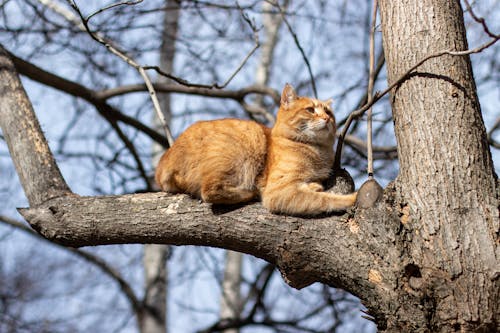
top-left (274, 83), bottom-right (336, 145)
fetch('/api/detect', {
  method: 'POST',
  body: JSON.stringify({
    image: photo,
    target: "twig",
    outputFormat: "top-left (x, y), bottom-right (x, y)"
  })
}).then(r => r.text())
top-left (86, 0), bottom-right (144, 21)
top-left (343, 134), bottom-right (397, 158)
top-left (0, 214), bottom-right (143, 315)
top-left (366, 0), bottom-right (378, 179)
top-left (65, 0), bottom-right (175, 145)
top-left (334, 31), bottom-right (500, 170)
top-left (275, 2), bottom-right (318, 98)
top-left (144, 4), bottom-right (260, 90)
top-left (463, 0), bottom-right (498, 39)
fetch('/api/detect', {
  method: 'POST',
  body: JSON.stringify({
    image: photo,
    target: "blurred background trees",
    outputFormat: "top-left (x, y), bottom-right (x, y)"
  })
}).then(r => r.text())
top-left (0, 0), bottom-right (498, 332)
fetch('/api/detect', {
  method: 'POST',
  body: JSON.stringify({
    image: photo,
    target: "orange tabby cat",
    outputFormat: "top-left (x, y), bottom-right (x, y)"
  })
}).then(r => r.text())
top-left (155, 84), bottom-right (357, 215)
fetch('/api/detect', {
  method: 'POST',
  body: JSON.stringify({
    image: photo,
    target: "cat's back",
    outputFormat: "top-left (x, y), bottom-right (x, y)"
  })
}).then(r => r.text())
top-left (172, 118), bottom-right (269, 157)
top-left (155, 118), bottom-right (270, 196)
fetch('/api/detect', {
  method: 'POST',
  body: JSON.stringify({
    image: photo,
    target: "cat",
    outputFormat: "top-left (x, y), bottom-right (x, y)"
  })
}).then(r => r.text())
top-left (155, 83), bottom-right (357, 215)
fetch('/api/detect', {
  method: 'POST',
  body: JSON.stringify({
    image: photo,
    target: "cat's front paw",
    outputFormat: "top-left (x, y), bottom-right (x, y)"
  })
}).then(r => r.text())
top-left (347, 191), bottom-right (358, 206)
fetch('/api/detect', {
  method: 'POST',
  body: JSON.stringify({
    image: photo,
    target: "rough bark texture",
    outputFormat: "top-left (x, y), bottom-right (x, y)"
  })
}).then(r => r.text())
top-left (16, 192), bottom-right (400, 299)
top-left (379, 0), bottom-right (499, 331)
top-left (0, 47), bottom-right (70, 206)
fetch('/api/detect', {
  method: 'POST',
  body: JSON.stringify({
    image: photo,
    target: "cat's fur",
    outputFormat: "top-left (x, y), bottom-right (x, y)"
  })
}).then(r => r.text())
top-left (155, 84), bottom-right (357, 215)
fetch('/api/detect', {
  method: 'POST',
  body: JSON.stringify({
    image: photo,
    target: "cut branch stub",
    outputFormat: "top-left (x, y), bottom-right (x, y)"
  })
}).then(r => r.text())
top-left (356, 179), bottom-right (384, 209)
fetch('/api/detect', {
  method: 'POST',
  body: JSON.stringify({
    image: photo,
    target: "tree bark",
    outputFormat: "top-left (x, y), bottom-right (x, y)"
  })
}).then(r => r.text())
top-left (0, 47), bottom-right (70, 206)
top-left (378, 0), bottom-right (499, 331)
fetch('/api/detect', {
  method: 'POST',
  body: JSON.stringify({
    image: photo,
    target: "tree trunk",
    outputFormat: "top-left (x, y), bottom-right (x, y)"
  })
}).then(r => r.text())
top-left (378, 0), bottom-right (499, 331)
top-left (219, 250), bottom-right (243, 333)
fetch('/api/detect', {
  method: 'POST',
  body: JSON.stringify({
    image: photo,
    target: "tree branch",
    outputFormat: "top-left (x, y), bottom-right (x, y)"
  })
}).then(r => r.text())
top-left (275, 2), bottom-right (317, 98)
top-left (17, 191), bottom-right (401, 302)
top-left (0, 214), bottom-right (143, 316)
top-left (0, 46), bottom-right (71, 206)
top-left (7, 49), bottom-right (169, 147)
top-left (96, 83), bottom-right (280, 104)
top-left (334, 31), bottom-right (500, 170)
top-left (7, 48), bottom-right (281, 146)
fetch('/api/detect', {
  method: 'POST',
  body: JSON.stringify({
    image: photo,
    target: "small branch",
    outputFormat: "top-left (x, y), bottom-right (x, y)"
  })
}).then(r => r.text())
top-left (243, 263), bottom-right (275, 320)
top-left (143, 5), bottom-right (260, 91)
top-left (105, 116), bottom-right (152, 191)
top-left (97, 83), bottom-right (280, 103)
top-left (366, 0), bottom-right (378, 179)
top-left (343, 134), bottom-right (398, 160)
top-left (334, 32), bottom-right (500, 170)
top-left (8, 48), bottom-right (280, 146)
top-left (99, 82), bottom-right (279, 122)
top-left (86, 0), bottom-right (144, 21)
top-left (0, 214), bottom-right (143, 316)
top-left (275, 2), bottom-right (318, 98)
top-left (65, 0), bottom-right (174, 146)
top-left (463, 0), bottom-right (498, 39)
top-left (8, 49), bottom-right (167, 146)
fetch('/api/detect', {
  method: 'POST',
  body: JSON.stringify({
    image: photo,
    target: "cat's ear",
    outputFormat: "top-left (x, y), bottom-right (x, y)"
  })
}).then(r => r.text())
top-left (281, 83), bottom-right (297, 107)
top-left (324, 98), bottom-right (333, 106)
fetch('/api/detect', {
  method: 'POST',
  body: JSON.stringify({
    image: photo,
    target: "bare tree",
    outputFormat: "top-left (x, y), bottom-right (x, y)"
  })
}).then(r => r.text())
top-left (1, 0), bottom-right (498, 332)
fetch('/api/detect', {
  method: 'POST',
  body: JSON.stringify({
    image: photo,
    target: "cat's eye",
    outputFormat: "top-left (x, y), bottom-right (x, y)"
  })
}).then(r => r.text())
top-left (305, 107), bottom-right (315, 114)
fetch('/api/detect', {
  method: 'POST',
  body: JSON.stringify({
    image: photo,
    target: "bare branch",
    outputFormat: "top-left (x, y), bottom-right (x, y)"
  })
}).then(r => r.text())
top-left (143, 7), bottom-right (260, 91)
top-left (86, 0), bottom-right (144, 21)
top-left (463, 0), bottom-right (498, 39)
top-left (97, 83), bottom-right (280, 103)
top-left (0, 214), bottom-right (143, 316)
top-left (334, 29), bottom-right (500, 170)
top-left (65, 0), bottom-right (175, 146)
top-left (98, 81), bottom-right (280, 123)
top-left (274, 2), bottom-right (318, 98)
top-left (366, 0), bottom-right (378, 179)
top-left (343, 134), bottom-right (398, 160)
top-left (8, 48), bottom-right (168, 147)
top-left (0, 46), bottom-right (70, 206)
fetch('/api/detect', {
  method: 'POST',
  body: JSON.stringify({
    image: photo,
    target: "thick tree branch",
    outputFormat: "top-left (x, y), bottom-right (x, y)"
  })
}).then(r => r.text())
top-left (0, 46), bottom-right (71, 206)
top-left (7, 49), bottom-right (169, 147)
top-left (17, 191), bottom-right (401, 305)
